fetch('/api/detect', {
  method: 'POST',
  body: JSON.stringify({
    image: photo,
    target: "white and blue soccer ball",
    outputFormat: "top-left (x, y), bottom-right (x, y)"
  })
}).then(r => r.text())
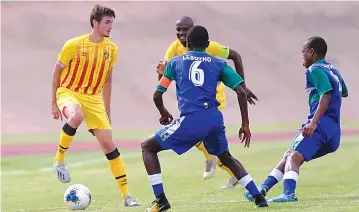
top-left (64, 184), bottom-right (92, 210)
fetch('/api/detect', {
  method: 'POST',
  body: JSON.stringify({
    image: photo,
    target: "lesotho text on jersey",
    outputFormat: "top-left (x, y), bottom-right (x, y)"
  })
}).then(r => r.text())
top-left (183, 55), bottom-right (212, 62)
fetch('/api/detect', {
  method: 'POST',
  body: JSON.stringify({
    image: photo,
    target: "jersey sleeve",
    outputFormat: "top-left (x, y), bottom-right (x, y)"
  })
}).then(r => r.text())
top-left (220, 63), bottom-right (244, 90)
top-left (309, 67), bottom-right (333, 95)
top-left (164, 42), bottom-right (176, 61)
top-left (56, 39), bottom-right (76, 68)
top-left (156, 61), bottom-right (176, 93)
top-left (110, 44), bottom-right (119, 68)
top-left (207, 41), bottom-right (230, 59)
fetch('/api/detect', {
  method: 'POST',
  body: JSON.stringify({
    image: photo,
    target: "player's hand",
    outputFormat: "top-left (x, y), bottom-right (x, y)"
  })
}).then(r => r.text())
top-left (245, 87), bottom-right (258, 105)
top-left (52, 102), bottom-right (63, 121)
top-left (239, 125), bottom-right (251, 147)
top-left (156, 60), bottom-right (167, 75)
top-left (302, 121), bottom-right (317, 138)
top-left (159, 110), bottom-right (173, 125)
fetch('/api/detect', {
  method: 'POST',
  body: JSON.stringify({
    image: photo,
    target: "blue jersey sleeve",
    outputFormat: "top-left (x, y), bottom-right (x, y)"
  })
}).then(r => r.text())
top-left (220, 63), bottom-right (244, 90)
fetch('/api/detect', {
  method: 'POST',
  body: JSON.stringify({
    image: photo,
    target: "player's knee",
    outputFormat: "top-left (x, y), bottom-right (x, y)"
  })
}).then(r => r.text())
top-left (283, 149), bottom-right (292, 159)
top-left (141, 140), bottom-right (148, 151)
top-left (217, 151), bottom-right (232, 164)
top-left (91, 129), bottom-right (116, 154)
top-left (67, 106), bottom-right (84, 126)
top-left (141, 137), bottom-right (162, 153)
top-left (287, 151), bottom-right (305, 165)
top-left (141, 139), bottom-right (153, 152)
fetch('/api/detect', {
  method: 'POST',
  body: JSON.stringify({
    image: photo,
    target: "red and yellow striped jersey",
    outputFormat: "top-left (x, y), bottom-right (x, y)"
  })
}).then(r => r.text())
top-left (56, 34), bottom-right (118, 95)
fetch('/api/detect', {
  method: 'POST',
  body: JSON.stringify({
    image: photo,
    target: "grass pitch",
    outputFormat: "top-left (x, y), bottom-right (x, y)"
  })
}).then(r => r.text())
top-left (2, 136), bottom-right (359, 212)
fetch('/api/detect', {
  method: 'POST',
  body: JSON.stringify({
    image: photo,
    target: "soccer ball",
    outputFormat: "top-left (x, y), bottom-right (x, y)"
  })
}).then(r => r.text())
top-left (64, 184), bottom-right (92, 210)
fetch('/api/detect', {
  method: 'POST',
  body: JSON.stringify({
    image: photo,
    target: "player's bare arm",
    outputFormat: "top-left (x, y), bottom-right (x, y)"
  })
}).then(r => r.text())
top-left (102, 67), bottom-right (113, 123)
top-left (233, 83), bottom-right (251, 147)
top-left (51, 62), bottom-right (64, 121)
top-left (228, 49), bottom-right (245, 85)
top-left (153, 90), bottom-right (173, 125)
top-left (227, 49), bottom-right (258, 105)
top-left (154, 62), bottom-right (175, 125)
top-left (302, 92), bottom-right (331, 138)
top-left (221, 63), bottom-right (251, 147)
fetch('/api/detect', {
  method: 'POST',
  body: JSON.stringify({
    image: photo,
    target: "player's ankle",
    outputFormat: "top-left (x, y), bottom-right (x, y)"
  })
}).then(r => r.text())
top-left (156, 193), bottom-right (168, 202)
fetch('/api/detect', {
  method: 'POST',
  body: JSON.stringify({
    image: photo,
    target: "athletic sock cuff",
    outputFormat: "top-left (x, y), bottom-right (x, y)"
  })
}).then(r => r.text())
top-left (106, 148), bottom-right (121, 160)
top-left (149, 173), bottom-right (163, 185)
top-left (283, 171), bottom-right (299, 182)
top-left (238, 173), bottom-right (252, 187)
top-left (62, 123), bottom-right (77, 136)
top-left (269, 168), bottom-right (284, 181)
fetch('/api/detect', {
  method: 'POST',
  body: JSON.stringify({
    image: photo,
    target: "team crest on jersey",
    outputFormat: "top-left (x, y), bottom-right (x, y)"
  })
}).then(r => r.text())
top-left (104, 52), bottom-right (109, 59)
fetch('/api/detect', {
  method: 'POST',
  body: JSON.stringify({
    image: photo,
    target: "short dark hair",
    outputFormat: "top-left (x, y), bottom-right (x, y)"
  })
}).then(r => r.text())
top-left (90, 4), bottom-right (116, 28)
top-left (307, 36), bottom-right (327, 57)
top-left (186, 25), bottom-right (209, 49)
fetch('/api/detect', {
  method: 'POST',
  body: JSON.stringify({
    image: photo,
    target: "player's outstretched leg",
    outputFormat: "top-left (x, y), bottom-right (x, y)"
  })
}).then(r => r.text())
top-left (53, 104), bottom-right (82, 183)
top-left (141, 136), bottom-right (171, 212)
top-left (217, 151), bottom-right (268, 207)
top-left (93, 129), bottom-right (140, 207)
top-left (195, 141), bottom-right (217, 180)
top-left (217, 159), bottom-right (238, 189)
top-left (267, 150), bottom-right (303, 203)
top-left (244, 155), bottom-right (287, 201)
top-left (267, 121), bottom-right (340, 203)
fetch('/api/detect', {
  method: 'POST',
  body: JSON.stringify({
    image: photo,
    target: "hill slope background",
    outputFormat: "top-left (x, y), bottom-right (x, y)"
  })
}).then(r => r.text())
top-left (2, 1), bottom-right (358, 134)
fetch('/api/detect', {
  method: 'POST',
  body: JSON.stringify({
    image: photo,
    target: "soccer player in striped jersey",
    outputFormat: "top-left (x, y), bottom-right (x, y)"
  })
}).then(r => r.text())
top-left (51, 4), bottom-right (140, 207)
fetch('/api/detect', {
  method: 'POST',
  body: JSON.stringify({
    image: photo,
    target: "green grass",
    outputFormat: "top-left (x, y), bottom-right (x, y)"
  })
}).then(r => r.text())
top-left (2, 120), bottom-right (358, 145)
top-left (2, 137), bottom-right (359, 211)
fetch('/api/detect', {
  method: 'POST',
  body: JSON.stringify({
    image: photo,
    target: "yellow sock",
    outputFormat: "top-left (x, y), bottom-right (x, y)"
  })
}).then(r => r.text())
top-left (107, 150), bottom-right (129, 198)
top-left (55, 123), bottom-right (76, 162)
top-left (195, 141), bottom-right (215, 160)
top-left (217, 159), bottom-right (235, 177)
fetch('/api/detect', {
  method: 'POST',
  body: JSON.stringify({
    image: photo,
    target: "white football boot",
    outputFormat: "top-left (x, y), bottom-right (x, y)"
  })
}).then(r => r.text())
top-left (203, 157), bottom-right (217, 180)
top-left (123, 194), bottom-right (141, 207)
top-left (54, 161), bottom-right (71, 183)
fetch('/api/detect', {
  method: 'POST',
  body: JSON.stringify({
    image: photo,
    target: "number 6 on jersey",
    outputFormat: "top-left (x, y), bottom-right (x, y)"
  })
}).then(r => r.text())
top-left (189, 61), bottom-right (204, 86)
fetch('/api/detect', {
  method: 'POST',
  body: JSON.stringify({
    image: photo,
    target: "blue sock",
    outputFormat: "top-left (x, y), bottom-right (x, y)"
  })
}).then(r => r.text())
top-left (239, 174), bottom-right (260, 197)
top-left (262, 168), bottom-right (284, 190)
top-left (283, 171), bottom-right (298, 195)
top-left (149, 173), bottom-right (164, 198)
top-left (152, 184), bottom-right (164, 198)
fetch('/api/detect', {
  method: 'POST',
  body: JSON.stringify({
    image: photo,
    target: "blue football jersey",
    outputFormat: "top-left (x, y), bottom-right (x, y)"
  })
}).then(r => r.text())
top-left (305, 59), bottom-right (348, 122)
top-left (157, 51), bottom-right (244, 115)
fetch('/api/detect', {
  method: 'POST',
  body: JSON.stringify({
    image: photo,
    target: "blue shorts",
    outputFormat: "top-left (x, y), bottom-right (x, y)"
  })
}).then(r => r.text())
top-left (289, 116), bottom-right (341, 161)
top-left (154, 107), bottom-right (228, 156)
